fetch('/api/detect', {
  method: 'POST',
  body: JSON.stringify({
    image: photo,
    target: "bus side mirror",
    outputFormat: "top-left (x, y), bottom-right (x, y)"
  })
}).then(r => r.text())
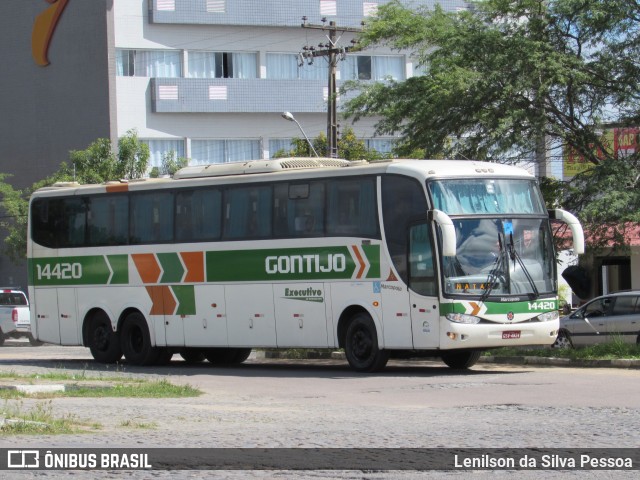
top-left (428, 209), bottom-right (456, 257)
top-left (549, 209), bottom-right (585, 255)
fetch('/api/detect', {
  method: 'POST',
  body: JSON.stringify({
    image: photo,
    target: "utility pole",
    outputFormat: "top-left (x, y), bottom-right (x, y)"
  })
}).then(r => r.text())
top-left (300, 17), bottom-right (361, 158)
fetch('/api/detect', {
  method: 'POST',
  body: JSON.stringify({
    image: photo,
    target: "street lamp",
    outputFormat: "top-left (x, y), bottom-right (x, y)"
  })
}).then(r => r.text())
top-left (281, 111), bottom-right (319, 157)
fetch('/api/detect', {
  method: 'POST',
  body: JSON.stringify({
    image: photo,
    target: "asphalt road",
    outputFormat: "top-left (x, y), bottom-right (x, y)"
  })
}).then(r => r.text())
top-left (0, 341), bottom-right (638, 479)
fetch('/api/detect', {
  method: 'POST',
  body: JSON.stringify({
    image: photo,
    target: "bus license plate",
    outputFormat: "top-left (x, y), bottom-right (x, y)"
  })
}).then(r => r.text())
top-left (502, 331), bottom-right (521, 339)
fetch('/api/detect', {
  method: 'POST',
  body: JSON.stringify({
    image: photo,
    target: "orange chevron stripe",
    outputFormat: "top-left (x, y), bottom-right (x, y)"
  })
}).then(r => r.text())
top-left (146, 285), bottom-right (176, 315)
top-left (32, 0), bottom-right (69, 66)
top-left (132, 254), bottom-right (161, 284)
top-left (351, 245), bottom-right (366, 279)
top-left (469, 302), bottom-right (481, 316)
top-left (180, 251), bottom-right (204, 283)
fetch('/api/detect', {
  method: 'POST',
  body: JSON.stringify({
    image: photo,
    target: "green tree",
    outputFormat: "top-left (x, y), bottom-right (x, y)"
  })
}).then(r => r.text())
top-left (149, 150), bottom-right (189, 178)
top-left (343, 0), bottom-right (640, 248)
top-left (344, 0), bottom-right (639, 164)
top-left (0, 130), bottom-right (150, 261)
top-left (273, 127), bottom-right (390, 160)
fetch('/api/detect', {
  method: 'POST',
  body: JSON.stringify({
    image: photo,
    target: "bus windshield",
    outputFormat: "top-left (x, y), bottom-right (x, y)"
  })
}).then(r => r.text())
top-left (441, 218), bottom-right (555, 298)
top-left (429, 178), bottom-right (546, 215)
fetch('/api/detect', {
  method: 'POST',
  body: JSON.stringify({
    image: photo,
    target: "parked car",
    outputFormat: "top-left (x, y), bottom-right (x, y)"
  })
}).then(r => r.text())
top-left (0, 288), bottom-right (42, 346)
top-left (553, 290), bottom-right (640, 348)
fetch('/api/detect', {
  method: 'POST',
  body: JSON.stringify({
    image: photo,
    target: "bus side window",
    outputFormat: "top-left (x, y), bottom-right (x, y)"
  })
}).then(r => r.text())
top-left (223, 185), bottom-right (272, 239)
top-left (176, 188), bottom-right (221, 242)
top-left (381, 175), bottom-right (428, 283)
top-left (87, 195), bottom-right (129, 246)
top-left (326, 178), bottom-right (377, 237)
top-left (274, 182), bottom-right (325, 237)
top-left (130, 192), bottom-right (174, 244)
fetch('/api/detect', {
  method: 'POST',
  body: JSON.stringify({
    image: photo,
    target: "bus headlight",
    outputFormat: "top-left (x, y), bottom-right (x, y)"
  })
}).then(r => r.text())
top-left (446, 313), bottom-right (481, 324)
top-left (536, 310), bottom-right (559, 322)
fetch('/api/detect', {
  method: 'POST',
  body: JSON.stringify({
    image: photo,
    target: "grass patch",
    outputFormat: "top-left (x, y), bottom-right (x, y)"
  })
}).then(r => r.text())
top-left (0, 400), bottom-right (100, 435)
top-left (485, 339), bottom-right (640, 360)
top-left (62, 379), bottom-right (200, 398)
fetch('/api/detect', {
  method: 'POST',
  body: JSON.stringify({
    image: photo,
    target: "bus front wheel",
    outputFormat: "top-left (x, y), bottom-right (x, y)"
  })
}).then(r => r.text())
top-left (441, 350), bottom-right (481, 369)
top-left (87, 311), bottom-right (122, 363)
top-left (120, 312), bottom-right (159, 366)
top-left (344, 313), bottom-right (389, 373)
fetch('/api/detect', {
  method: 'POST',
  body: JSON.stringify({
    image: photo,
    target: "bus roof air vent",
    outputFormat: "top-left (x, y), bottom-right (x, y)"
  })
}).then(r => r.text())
top-left (173, 157), bottom-right (352, 179)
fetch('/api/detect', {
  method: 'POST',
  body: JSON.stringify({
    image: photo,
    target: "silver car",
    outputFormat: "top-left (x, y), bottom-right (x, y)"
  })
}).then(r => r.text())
top-left (553, 291), bottom-right (640, 348)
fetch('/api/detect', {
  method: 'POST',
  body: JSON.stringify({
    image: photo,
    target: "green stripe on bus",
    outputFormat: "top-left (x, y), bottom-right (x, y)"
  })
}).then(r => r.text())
top-left (440, 299), bottom-right (558, 316)
top-left (107, 255), bottom-right (129, 284)
top-left (172, 285), bottom-right (196, 315)
top-left (205, 246), bottom-right (380, 282)
top-left (157, 253), bottom-right (184, 283)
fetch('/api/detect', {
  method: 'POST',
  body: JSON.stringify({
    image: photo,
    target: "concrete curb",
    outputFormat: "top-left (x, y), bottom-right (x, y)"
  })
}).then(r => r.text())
top-left (479, 355), bottom-right (640, 369)
top-left (259, 350), bottom-right (640, 369)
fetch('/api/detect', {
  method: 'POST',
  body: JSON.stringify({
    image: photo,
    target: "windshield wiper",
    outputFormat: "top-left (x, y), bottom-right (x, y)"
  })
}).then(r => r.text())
top-left (508, 233), bottom-right (539, 300)
top-left (480, 234), bottom-right (505, 301)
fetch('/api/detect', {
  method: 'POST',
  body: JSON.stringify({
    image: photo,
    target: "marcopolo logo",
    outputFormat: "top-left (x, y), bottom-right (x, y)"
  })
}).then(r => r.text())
top-left (32, 0), bottom-right (70, 66)
top-left (283, 287), bottom-right (324, 303)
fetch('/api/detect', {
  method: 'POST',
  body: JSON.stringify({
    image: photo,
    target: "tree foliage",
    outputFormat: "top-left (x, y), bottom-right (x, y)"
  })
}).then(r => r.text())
top-left (0, 130), bottom-right (149, 261)
top-left (344, 0), bottom-right (640, 248)
top-left (345, 0), bottom-right (639, 163)
top-left (272, 127), bottom-right (391, 160)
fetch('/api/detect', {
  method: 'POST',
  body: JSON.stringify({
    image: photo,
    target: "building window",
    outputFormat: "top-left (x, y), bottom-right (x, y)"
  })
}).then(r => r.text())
top-left (342, 55), bottom-right (404, 81)
top-left (116, 49), bottom-right (181, 77)
top-left (269, 139), bottom-right (295, 158)
top-left (365, 138), bottom-right (396, 155)
top-left (363, 2), bottom-right (378, 16)
top-left (191, 140), bottom-right (261, 165)
top-left (156, 0), bottom-right (176, 11)
top-left (266, 53), bottom-right (328, 80)
top-left (206, 0), bottom-right (225, 13)
top-left (320, 0), bottom-right (337, 16)
top-left (141, 139), bottom-right (185, 170)
top-left (188, 52), bottom-right (257, 79)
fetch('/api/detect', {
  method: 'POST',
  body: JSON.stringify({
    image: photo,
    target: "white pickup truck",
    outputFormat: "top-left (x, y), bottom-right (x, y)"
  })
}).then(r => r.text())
top-left (0, 289), bottom-right (42, 346)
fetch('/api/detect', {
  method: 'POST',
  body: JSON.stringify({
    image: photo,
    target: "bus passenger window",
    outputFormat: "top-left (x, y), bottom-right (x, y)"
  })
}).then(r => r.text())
top-left (130, 192), bottom-right (174, 244)
top-left (326, 178), bottom-right (377, 237)
top-left (223, 185), bottom-right (272, 239)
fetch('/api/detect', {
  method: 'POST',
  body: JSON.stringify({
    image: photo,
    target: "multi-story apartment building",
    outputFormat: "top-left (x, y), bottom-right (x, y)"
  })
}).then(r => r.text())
top-left (0, 0), bottom-right (467, 287)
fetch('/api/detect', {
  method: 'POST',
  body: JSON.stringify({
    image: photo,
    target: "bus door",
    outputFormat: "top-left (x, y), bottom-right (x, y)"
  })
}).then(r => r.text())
top-left (408, 223), bottom-right (440, 349)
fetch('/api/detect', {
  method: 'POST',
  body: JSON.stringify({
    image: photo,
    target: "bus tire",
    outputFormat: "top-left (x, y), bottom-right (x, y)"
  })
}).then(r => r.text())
top-left (180, 349), bottom-right (206, 363)
top-left (87, 311), bottom-right (122, 363)
top-left (120, 312), bottom-right (159, 366)
top-left (441, 350), bottom-right (481, 369)
top-left (232, 348), bottom-right (252, 364)
top-left (344, 312), bottom-right (389, 373)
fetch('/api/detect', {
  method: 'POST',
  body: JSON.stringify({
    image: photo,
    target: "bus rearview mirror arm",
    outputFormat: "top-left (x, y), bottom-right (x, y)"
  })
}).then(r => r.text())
top-left (548, 209), bottom-right (585, 255)
top-left (428, 209), bottom-right (456, 257)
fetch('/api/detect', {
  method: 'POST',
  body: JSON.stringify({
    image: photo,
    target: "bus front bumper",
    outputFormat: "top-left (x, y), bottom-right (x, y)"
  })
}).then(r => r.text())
top-left (439, 319), bottom-right (560, 350)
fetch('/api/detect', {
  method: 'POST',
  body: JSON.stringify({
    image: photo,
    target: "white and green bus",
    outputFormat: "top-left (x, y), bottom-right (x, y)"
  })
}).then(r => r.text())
top-left (27, 158), bottom-right (584, 372)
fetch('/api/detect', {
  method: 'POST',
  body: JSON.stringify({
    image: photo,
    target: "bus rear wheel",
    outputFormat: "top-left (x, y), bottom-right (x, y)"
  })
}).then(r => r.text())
top-left (87, 311), bottom-right (122, 363)
top-left (120, 312), bottom-right (159, 366)
top-left (441, 350), bottom-right (481, 369)
top-left (344, 313), bottom-right (389, 373)
top-left (180, 348), bottom-right (206, 363)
